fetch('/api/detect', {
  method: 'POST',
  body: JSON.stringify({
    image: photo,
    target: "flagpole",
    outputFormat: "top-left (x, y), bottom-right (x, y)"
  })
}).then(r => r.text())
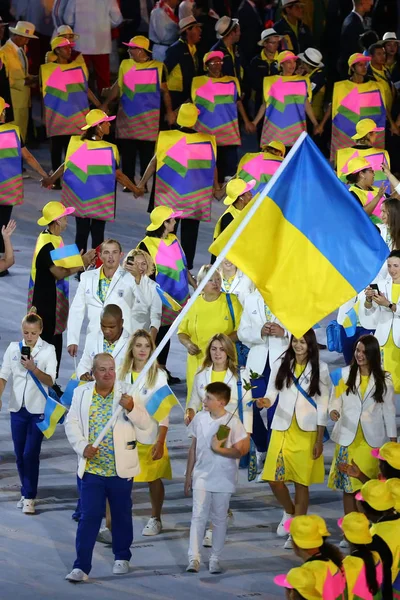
top-left (91, 132), bottom-right (308, 448)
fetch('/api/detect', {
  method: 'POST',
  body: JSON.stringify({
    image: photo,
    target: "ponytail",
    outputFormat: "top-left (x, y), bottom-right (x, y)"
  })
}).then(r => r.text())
top-left (319, 540), bottom-right (344, 571)
top-left (370, 534), bottom-right (393, 600)
top-left (350, 545), bottom-right (379, 596)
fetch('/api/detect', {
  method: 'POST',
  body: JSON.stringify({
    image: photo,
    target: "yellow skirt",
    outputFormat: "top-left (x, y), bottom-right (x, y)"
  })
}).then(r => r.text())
top-left (262, 416), bottom-right (324, 486)
top-left (382, 331), bottom-right (400, 393)
top-left (327, 424), bottom-right (379, 493)
top-left (134, 442), bottom-right (172, 483)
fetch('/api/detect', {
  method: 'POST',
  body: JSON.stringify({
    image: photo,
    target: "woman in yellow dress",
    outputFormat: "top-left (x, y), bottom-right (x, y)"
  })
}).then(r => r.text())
top-left (328, 335), bottom-right (396, 541)
top-left (119, 329), bottom-right (172, 537)
top-left (178, 265), bottom-right (242, 403)
top-left (258, 329), bottom-right (330, 549)
top-left (361, 250), bottom-right (400, 392)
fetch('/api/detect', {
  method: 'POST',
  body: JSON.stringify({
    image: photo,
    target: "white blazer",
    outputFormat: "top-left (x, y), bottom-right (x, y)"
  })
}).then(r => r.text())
top-left (188, 366), bottom-right (253, 433)
top-left (266, 359), bottom-right (330, 431)
top-left (0, 338), bottom-right (57, 414)
top-left (238, 290), bottom-right (290, 374)
top-left (329, 366), bottom-right (397, 447)
top-left (375, 224), bottom-right (391, 281)
top-left (358, 278), bottom-right (400, 347)
top-left (76, 328), bottom-right (131, 378)
top-left (221, 270), bottom-right (255, 307)
top-left (130, 275), bottom-right (162, 334)
top-left (65, 381), bottom-right (158, 479)
top-left (337, 296), bottom-right (358, 327)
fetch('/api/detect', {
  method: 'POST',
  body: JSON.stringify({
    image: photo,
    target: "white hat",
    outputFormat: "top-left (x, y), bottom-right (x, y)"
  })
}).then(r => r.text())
top-left (9, 20), bottom-right (38, 39)
top-left (0, 16), bottom-right (9, 26)
top-left (282, 0), bottom-right (303, 6)
top-left (215, 16), bottom-right (239, 39)
top-left (179, 15), bottom-right (202, 33)
top-left (298, 48), bottom-right (324, 68)
top-left (57, 24), bottom-right (79, 40)
top-left (383, 32), bottom-right (400, 43)
top-left (258, 28), bottom-right (281, 46)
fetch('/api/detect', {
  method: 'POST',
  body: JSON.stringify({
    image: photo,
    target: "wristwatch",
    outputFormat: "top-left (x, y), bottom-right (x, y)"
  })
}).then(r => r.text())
top-left (388, 303), bottom-right (394, 310)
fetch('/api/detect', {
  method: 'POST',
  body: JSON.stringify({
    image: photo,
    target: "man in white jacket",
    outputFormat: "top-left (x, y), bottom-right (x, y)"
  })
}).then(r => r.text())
top-left (64, 353), bottom-right (157, 582)
top-left (67, 239), bottom-right (161, 356)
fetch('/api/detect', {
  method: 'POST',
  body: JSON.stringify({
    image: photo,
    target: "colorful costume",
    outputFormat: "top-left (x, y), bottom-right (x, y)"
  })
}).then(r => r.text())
top-left (236, 151), bottom-right (283, 194)
top-left (0, 123), bottom-right (23, 207)
top-left (337, 147), bottom-right (390, 188)
top-left (343, 554), bottom-right (383, 600)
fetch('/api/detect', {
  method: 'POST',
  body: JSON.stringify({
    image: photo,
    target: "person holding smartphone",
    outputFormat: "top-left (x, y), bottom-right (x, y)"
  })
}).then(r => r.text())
top-left (359, 250), bottom-right (400, 392)
top-left (0, 311), bottom-right (57, 514)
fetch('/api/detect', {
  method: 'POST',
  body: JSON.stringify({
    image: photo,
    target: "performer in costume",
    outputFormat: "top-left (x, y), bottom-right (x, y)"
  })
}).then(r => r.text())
top-left (101, 36), bottom-right (175, 187)
top-left (191, 50), bottom-right (254, 185)
top-left (236, 140), bottom-right (285, 195)
top-left (42, 110), bottom-right (142, 253)
top-left (45, 25), bottom-right (83, 64)
top-left (40, 37), bottom-right (100, 182)
top-left (344, 157), bottom-right (388, 223)
top-left (0, 97), bottom-right (48, 254)
top-left (139, 103), bottom-right (218, 271)
top-left (249, 28), bottom-right (280, 130)
top-left (252, 50), bottom-right (319, 149)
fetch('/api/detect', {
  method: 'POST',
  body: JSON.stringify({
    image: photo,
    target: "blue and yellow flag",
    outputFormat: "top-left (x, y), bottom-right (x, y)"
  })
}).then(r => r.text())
top-left (155, 284), bottom-right (182, 312)
top-left (36, 396), bottom-right (67, 439)
top-left (145, 384), bottom-right (180, 423)
top-left (60, 372), bottom-right (86, 408)
top-left (342, 302), bottom-right (359, 338)
top-left (209, 134), bottom-right (389, 337)
top-left (330, 368), bottom-right (347, 398)
top-left (50, 244), bottom-right (84, 269)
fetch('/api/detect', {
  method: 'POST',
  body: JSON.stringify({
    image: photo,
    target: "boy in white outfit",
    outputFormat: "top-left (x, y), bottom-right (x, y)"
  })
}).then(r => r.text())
top-left (184, 382), bottom-right (249, 574)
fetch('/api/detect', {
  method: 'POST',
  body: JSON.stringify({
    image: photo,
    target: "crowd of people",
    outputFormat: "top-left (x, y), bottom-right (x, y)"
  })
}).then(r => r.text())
top-left (2, 0), bottom-right (400, 596)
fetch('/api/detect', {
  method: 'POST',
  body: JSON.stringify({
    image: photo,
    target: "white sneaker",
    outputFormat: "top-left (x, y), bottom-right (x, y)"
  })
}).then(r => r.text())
top-left (65, 568), bottom-right (88, 582)
top-left (339, 538), bottom-right (350, 549)
top-left (186, 559), bottom-right (200, 573)
top-left (203, 528), bottom-right (212, 547)
top-left (113, 560), bottom-right (129, 575)
top-left (255, 472), bottom-right (266, 483)
top-left (17, 496), bottom-right (25, 509)
top-left (284, 535), bottom-right (293, 550)
top-left (209, 558), bottom-right (222, 574)
top-left (22, 499), bottom-right (35, 514)
top-left (142, 517), bottom-right (162, 536)
top-left (277, 511), bottom-right (293, 537)
top-left (97, 527), bottom-right (112, 544)
top-left (256, 451), bottom-right (266, 473)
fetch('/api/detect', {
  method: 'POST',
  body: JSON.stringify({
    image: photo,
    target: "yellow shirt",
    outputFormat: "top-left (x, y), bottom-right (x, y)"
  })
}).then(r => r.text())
top-left (86, 389), bottom-right (116, 476)
top-left (359, 374), bottom-right (369, 399)
top-left (211, 369), bottom-right (227, 383)
top-left (392, 283), bottom-right (400, 304)
top-left (131, 370), bottom-right (139, 384)
top-left (294, 363), bottom-right (305, 378)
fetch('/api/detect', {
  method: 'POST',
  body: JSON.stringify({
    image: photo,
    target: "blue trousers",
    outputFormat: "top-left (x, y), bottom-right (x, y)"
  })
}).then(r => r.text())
top-left (251, 360), bottom-right (277, 453)
top-left (74, 473), bottom-right (133, 574)
top-left (10, 407), bottom-right (44, 499)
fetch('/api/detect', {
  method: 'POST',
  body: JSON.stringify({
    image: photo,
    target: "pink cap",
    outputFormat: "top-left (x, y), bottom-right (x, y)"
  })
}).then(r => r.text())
top-left (170, 210), bottom-right (183, 219)
top-left (274, 574), bottom-right (293, 589)
top-left (355, 491), bottom-right (364, 501)
top-left (204, 50), bottom-right (224, 63)
top-left (371, 448), bottom-right (384, 460)
top-left (284, 517), bottom-right (294, 533)
top-left (244, 179), bottom-right (257, 193)
top-left (337, 517), bottom-right (344, 529)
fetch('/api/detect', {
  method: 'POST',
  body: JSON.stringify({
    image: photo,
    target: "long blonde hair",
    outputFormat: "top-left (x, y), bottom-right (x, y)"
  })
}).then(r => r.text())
top-left (119, 329), bottom-right (160, 387)
top-left (199, 333), bottom-right (238, 376)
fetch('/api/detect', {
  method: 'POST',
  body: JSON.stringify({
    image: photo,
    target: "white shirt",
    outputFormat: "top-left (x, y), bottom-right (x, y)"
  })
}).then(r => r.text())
top-left (188, 410), bottom-right (247, 493)
top-left (149, 6), bottom-right (179, 62)
top-left (63, 0), bottom-right (123, 55)
top-left (178, 0), bottom-right (194, 19)
top-left (0, 338), bottom-right (57, 414)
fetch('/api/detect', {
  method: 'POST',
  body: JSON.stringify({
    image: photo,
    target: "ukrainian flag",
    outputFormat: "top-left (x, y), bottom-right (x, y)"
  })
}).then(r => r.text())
top-left (145, 384), bottom-right (180, 422)
top-left (155, 284), bottom-right (182, 312)
top-left (342, 302), bottom-right (359, 338)
top-left (50, 244), bottom-right (84, 269)
top-left (60, 373), bottom-right (86, 408)
top-left (209, 134), bottom-right (389, 337)
top-left (36, 396), bottom-right (67, 439)
top-left (330, 368), bottom-right (347, 398)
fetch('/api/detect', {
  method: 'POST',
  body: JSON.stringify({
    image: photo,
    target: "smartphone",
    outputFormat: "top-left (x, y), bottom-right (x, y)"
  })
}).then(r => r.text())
top-left (370, 283), bottom-right (380, 294)
top-left (126, 257), bottom-right (134, 266)
top-left (21, 346), bottom-right (31, 360)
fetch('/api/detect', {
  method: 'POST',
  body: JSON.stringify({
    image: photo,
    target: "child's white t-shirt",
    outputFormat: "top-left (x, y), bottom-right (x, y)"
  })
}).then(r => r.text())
top-left (187, 410), bottom-right (248, 493)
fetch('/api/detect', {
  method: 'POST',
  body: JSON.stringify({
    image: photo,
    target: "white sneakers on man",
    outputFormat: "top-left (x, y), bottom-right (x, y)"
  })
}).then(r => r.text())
top-left (277, 511), bottom-right (293, 537)
top-left (65, 568), bottom-right (88, 582)
top-left (209, 558), bottom-right (222, 574)
top-left (22, 499), bottom-right (35, 514)
top-left (17, 496), bottom-right (25, 509)
top-left (97, 527), bottom-right (112, 544)
top-left (113, 560), bottom-right (130, 575)
top-left (203, 528), bottom-right (213, 547)
top-left (142, 517), bottom-right (162, 536)
top-left (186, 559), bottom-right (200, 573)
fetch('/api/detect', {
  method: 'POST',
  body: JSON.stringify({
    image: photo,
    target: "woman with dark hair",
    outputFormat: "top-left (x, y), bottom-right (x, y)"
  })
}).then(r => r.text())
top-left (328, 335), bottom-right (396, 528)
top-left (258, 330), bottom-right (330, 549)
top-left (361, 250), bottom-right (400, 392)
top-left (345, 157), bottom-right (387, 222)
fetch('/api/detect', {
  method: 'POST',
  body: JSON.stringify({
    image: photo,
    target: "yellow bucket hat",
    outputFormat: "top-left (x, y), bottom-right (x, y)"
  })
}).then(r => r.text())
top-left (81, 109), bottom-right (116, 131)
top-left (356, 479), bottom-right (395, 511)
top-left (277, 50), bottom-right (298, 66)
top-left (371, 442), bottom-right (400, 470)
top-left (286, 516), bottom-right (324, 549)
top-left (146, 206), bottom-right (183, 231)
top-left (309, 515), bottom-right (330, 538)
top-left (51, 36), bottom-right (74, 51)
top-left (345, 156), bottom-right (373, 175)
top-left (338, 512), bottom-right (372, 545)
top-left (176, 103), bottom-right (199, 128)
top-left (385, 479), bottom-right (400, 511)
top-left (224, 178), bottom-right (256, 205)
top-left (274, 565), bottom-right (320, 600)
top-left (37, 201), bottom-right (75, 226)
top-left (122, 35), bottom-right (152, 52)
top-left (0, 97), bottom-right (10, 114)
top-left (351, 118), bottom-right (385, 140)
top-left (262, 140), bottom-right (286, 157)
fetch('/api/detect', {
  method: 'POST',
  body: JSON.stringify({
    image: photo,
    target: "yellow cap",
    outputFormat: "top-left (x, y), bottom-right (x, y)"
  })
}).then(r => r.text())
top-left (386, 479), bottom-right (400, 511)
top-left (274, 565), bottom-right (320, 600)
top-left (309, 515), bottom-right (330, 538)
top-left (81, 109), bottom-right (116, 131)
top-left (351, 118), bottom-right (385, 140)
top-left (277, 50), bottom-right (298, 66)
top-left (0, 97), bottom-right (10, 114)
top-left (176, 103), bottom-right (199, 128)
top-left (289, 515), bottom-right (324, 549)
top-left (224, 178), bottom-right (256, 205)
top-left (345, 156), bottom-right (373, 175)
top-left (37, 201), bottom-right (75, 226)
top-left (146, 206), bottom-right (183, 231)
top-left (338, 512), bottom-right (372, 545)
top-left (263, 140), bottom-right (286, 157)
top-left (356, 479), bottom-right (395, 511)
top-left (372, 442), bottom-right (400, 470)
top-left (51, 36), bottom-right (74, 51)
top-left (122, 35), bottom-right (151, 52)
top-left (348, 53), bottom-right (371, 73)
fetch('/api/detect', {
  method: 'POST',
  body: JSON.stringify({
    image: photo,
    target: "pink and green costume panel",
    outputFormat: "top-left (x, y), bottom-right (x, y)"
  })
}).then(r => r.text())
top-left (0, 124), bottom-right (23, 206)
top-left (237, 151), bottom-right (283, 194)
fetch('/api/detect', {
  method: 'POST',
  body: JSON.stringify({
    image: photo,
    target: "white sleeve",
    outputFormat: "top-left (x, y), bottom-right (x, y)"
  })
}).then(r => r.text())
top-left (383, 374), bottom-right (397, 439)
top-left (0, 343), bottom-right (13, 382)
top-left (110, 0), bottom-right (123, 27)
top-left (127, 402), bottom-right (158, 445)
top-left (238, 298), bottom-right (264, 345)
top-left (187, 372), bottom-right (202, 412)
top-left (64, 391), bottom-right (88, 457)
top-left (67, 278), bottom-right (87, 346)
top-left (76, 338), bottom-right (94, 379)
top-left (265, 360), bottom-right (280, 406)
top-left (229, 417), bottom-right (248, 446)
top-left (316, 363), bottom-right (330, 427)
top-left (43, 345), bottom-right (57, 385)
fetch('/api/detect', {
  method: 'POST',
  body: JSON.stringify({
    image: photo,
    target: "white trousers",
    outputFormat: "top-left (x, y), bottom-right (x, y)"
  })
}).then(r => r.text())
top-left (188, 489), bottom-right (231, 561)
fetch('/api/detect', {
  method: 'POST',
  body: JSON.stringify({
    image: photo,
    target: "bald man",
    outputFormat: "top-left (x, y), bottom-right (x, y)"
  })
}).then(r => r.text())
top-left (76, 304), bottom-right (130, 380)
